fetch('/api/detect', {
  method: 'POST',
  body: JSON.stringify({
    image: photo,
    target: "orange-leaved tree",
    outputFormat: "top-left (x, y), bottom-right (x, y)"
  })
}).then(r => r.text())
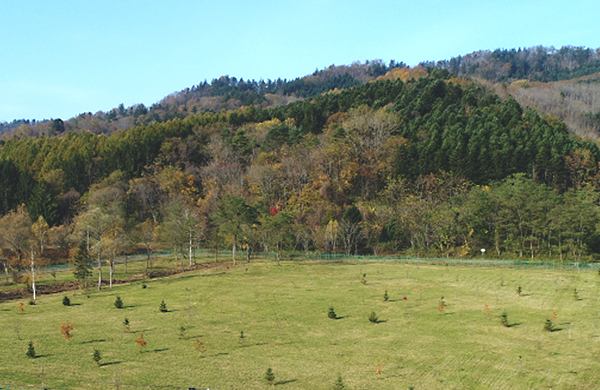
top-left (60, 320), bottom-right (75, 340)
top-left (134, 333), bottom-right (147, 352)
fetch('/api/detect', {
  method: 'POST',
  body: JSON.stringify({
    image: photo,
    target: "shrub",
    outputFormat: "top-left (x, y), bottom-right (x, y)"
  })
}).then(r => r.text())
top-left (573, 288), bottom-right (579, 301)
top-left (500, 311), bottom-right (509, 327)
top-left (438, 296), bottom-right (446, 313)
top-left (123, 318), bottom-right (130, 332)
top-left (383, 290), bottom-right (389, 301)
top-left (328, 307), bottom-right (337, 319)
top-left (544, 318), bottom-right (554, 332)
top-left (334, 375), bottom-right (345, 390)
top-left (360, 273), bottom-right (367, 285)
top-left (368, 312), bottom-right (378, 323)
top-left (60, 320), bottom-right (75, 340)
top-left (134, 334), bottom-right (147, 351)
top-left (26, 341), bottom-right (35, 358)
top-left (93, 349), bottom-right (102, 366)
top-left (159, 300), bottom-right (167, 312)
top-left (62, 296), bottom-right (71, 306)
top-left (114, 296), bottom-right (123, 309)
top-left (516, 285), bottom-right (523, 296)
top-left (265, 368), bottom-right (275, 385)
top-left (195, 338), bottom-right (207, 357)
top-left (142, 283), bottom-right (147, 289)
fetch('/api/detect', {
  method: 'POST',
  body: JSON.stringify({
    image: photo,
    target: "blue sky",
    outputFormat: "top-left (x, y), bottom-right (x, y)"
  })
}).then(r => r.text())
top-left (1, 0), bottom-right (599, 123)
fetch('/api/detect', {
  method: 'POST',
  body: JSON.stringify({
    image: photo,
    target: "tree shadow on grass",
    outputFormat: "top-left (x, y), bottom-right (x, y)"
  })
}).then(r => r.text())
top-left (275, 379), bottom-right (297, 386)
top-left (35, 354), bottom-right (53, 358)
top-left (132, 329), bottom-right (153, 334)
top-left (152, 348), bottom-right (169, 353)
top-left (550, 328), bottom-right (563, 332)
top-left (214, 352), bottom-right (229, 357)
top-left (506, 323), bottom-right (521, 328)
top-left (100, 361), bottom-right (122, 367)
top-left (182, 334), bottom-right (203, 340)
top-left (371, 320), bottom-right (387, 324)
top-left (80, 339), bottom-right (106, 344)
top-left (199, 272), bottom-right (227, 278)
top-left (238, 342), bottom-right (267, 348)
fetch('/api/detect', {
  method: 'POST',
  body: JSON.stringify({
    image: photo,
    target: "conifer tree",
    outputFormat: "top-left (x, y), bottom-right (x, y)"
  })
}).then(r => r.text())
top-left (73, 240), bottom-right (92, 289)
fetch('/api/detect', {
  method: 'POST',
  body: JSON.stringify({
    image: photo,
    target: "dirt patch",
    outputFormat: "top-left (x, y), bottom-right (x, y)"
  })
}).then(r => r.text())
top-left (0, 262), bottom-right (223, 302)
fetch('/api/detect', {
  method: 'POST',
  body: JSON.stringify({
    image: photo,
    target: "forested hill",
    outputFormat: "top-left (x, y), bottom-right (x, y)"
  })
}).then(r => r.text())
top-left (2, 70), bottom-right (600, 263)
top-left (3, 45), bottom-right (599, 140)
top-left (429, 45), bottom-right (600, 83)
top-left (0, 60), bottom-right (404, 138)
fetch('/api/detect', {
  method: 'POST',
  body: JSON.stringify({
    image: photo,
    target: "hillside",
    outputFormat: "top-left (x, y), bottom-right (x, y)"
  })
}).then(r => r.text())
top-left (484, 74), bottom-right (600, 139)
top-left (0, 60), bottom-right (403, 138)
top-left (427, 46), bottom-right (600, 139)
top-left (2, 69), bottom-right (600, 268)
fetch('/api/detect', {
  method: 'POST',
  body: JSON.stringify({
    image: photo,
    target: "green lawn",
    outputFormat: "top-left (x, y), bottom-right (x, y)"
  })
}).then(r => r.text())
top-left (1, 258), bottom-right (599, 389)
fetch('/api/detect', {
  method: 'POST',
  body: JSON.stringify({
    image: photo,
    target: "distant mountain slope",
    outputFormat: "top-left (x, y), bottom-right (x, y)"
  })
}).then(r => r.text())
top-left (479, 73), bottom-right (600, 140)
top-left (0, 60), bottom-right (404, 139)
top-left (3, 45), bottom-right (600, 140)
top-left (429, 45), bottom-right (600, 83)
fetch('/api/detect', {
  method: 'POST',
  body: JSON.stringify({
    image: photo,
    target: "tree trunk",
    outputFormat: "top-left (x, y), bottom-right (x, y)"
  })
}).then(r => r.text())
top-left (109, 260), bottom-right (113, 289)
top-left (30, 251), bottom-right (36, 300)
top-left (98, 251), bottom-right (102, 290)
top-left (189, 229), bottom-right (193, 267)
top-left (145, 250), bottom-right (150, 276)
top-left (277, 243), bottom-right (281, 266)
top-left (232, 234), bottom-right (237, 266)
top-left (559, 234), bottom-right (563, 265)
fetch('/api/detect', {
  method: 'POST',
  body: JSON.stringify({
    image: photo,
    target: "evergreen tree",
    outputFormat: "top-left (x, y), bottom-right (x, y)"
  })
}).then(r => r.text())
top-left (28, 180), bottom-right (59, 226)
top-left (73, 240), bottom-right (92, 289)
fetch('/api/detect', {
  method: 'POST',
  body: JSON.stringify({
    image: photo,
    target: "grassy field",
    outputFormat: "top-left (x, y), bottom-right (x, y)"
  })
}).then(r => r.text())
top-left (1, 257), bottom-right (600, 389)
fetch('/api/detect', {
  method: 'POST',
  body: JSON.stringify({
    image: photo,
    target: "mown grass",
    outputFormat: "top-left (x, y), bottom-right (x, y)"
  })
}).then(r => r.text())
top-left (1, 258), bottom-right (600, 389)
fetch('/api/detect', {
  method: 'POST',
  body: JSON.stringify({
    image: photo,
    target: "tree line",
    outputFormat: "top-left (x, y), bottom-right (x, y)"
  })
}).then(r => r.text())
top-left (431, 45), bottom-right (600, 83)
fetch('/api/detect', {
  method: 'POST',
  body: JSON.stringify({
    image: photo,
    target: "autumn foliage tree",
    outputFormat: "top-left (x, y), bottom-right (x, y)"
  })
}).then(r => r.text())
top-left (134, 333), bottom-right (147, 351)
top-left (60, 321), bottom-right (75, 340)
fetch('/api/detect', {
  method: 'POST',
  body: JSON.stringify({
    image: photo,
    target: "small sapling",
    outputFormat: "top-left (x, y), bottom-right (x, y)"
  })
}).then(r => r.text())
top-left (93, 349), bottom-right (102, 366)
top-left (500, 311), bottom-right (509, 327)
top-left (26, 341), bottom-right (35, 358)
top-left (328, 307), bottom-right (337, 319)
top-left (159, 300), bottom-right (167, 312)
top-left (195, 338), bottom-right (206, 357)
top-left (265, 368), bottom-right (275, 385)
top-left (134, 333), bottom-right (147, 352)
top-left (368, 311), bottom-right (378, 323)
